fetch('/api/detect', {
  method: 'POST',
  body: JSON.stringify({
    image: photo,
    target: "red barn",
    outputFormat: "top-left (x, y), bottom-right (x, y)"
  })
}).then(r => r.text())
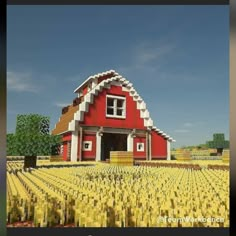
top-left (52, 70), bottom-right (175, 162)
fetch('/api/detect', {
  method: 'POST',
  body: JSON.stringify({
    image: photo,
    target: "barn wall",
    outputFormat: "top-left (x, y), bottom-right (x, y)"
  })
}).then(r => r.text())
top-left (82, 85), bottom-right (145, 129)
top-left (62, 133), bottom-right (72, 161)
top-left (82, 133), bottom-right (96, 160)
top-left (62, 142), bottom-right (68, 161)
top-left (63, 133), bottom-right (72, 142)
top-left (151, 131), bottom-right (167, 159)
top-left (133, 136), bottom-right (146, 159)
top-left (98, 74), bottom-right (115, 84)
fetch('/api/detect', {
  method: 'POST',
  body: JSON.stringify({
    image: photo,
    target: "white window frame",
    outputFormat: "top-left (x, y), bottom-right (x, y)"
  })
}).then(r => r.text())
top-left (83, 141), bottom-right (92, 151)
top-left (136, 142), bottom-right (145, 152)
top-left (106, 95), bottom-right (126, 119)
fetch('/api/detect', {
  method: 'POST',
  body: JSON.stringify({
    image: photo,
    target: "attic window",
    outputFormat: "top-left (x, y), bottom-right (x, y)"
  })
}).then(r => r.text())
top-left (106, 95), bottom-right (126, 118)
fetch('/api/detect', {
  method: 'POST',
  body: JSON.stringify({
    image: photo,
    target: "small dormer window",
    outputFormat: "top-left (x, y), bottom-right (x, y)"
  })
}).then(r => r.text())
top-left (106, 95), bottom-right (126, 118)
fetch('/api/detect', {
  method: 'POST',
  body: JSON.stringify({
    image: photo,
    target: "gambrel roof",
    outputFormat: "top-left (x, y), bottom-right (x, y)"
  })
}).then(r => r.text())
top-left (52, 70), bottom-right (175, 142)
top-left (74, 70), bottom-right (117, 93)
top-left (52, 104), bottom-right (79, 135)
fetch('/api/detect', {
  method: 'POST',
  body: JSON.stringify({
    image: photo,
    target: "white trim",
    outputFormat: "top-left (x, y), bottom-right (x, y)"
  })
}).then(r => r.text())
top-left (87, 82), bottom-right (92, 92)
top-left (74, 77), bottom-right (93, 93)
top-left (80, 126), bottom-right (146, 136)
top-left (122, 86), bottom-right (129, 92)
top-left (68, 120), bottom-right (76, 131)
top-left (79, 127), bottom-right (83, 161)
top-left (96, 132), bottom-right (102, 161)
top-left (74, 69), bottom-right (116, 93)
top-left (106, 94), bottom-right (125, 100)
top-left (106, 114), bottom-right (126, 119)
top-left (148, 132), bottom-right (152, 160)
top-left (167, 140), bottom-right (171, 161)
top-left (103, 127), bottom-right (144, 134)
top-left (146, 131), bottom-right (149, 160)
top-left (71, 130), bottom-right (78, 162)
top-left (106, 94), bottom-right (126, 119)
top-left (92, 78), bottom-right (98, 89)
top-left (111, 81), bottom-right (122, 86)
top-left (127, 133), bottom-right (133, 151)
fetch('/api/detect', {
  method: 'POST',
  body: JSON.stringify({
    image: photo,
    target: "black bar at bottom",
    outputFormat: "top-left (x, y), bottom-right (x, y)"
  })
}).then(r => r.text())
top-left (7, 227), bottom-right (229, 236)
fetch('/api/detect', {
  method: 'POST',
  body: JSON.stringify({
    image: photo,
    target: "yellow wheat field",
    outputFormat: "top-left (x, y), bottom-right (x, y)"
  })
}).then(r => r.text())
top-left (7, 160), bottom-right (229, 227)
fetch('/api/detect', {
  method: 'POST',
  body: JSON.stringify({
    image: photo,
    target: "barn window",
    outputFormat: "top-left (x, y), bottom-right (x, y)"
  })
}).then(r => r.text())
top-left (106, 95), bottom-right (126, 118)
top-left (137, 143), bottom-right (144, 152)
top-left (83, 141), bottom-right (92, 151)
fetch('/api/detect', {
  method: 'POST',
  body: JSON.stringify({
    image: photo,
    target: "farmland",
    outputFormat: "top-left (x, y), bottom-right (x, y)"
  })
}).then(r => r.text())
top-left (7, 160), bottom-right (229, 227)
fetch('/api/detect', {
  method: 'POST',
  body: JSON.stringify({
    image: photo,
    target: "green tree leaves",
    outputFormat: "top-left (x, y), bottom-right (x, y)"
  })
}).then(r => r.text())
top-left (206, 133), bottom-right (229, 149)
top-left (206, 133), bottom-right (229, 156)
top-left (7, 114), bottom-right (62, 156)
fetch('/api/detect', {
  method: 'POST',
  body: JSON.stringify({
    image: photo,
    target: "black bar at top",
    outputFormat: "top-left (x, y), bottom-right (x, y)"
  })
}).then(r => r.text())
top-left (6, 0), bottom-right (229, 5)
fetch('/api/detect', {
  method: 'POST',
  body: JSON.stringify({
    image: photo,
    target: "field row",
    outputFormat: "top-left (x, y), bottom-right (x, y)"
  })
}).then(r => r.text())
top-left (7, 162), bottom-right (229, 227)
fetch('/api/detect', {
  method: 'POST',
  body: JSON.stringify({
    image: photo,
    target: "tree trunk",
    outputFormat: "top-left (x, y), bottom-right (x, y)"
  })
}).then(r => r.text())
top-left (217, 148), bottom-right (223, 156)
top-left (24, 156), bottom-right (37, 169)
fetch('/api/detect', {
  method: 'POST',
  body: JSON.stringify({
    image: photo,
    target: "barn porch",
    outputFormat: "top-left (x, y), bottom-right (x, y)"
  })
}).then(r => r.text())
top-left (101, 133), bottom-right (127, 161)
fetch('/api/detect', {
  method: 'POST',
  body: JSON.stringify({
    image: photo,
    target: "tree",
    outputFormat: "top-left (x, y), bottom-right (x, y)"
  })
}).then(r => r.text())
top-left (7, 133), bottom-right (17, 156)
top-left (8, 114), bottom-right (62, 168)
top-left (206, 133), bottom-right (229, 156)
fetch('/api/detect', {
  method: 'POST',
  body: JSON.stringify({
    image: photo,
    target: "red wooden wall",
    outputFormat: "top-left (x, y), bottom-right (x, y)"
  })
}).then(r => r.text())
top-left (82, 85), bottom-right (145, 129)
top-left (151, 131), bottom-right (167, 159)
top-left (62, 133), bottom-right (72, 161)
top-left (82, 134), bottom-right (96, 160)
top-left (133, 136), bottom-right (146, 159)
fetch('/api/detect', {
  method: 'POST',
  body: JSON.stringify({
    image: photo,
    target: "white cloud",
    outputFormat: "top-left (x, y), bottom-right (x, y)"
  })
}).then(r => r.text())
top-left (183, 122), bottom-right (193, 127)
top-left (174, 129), bottom-right (190, 133)
top-left (7, 71), bottom-right (37, 93)
top-left (135, 41), bottom-right (176, 64)
top-left (116, 39), bottom-right (177, 81)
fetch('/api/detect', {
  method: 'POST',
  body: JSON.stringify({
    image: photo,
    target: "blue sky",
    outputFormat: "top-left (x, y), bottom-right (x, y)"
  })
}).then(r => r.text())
top-left (7, 6), bottom-right (229, 148)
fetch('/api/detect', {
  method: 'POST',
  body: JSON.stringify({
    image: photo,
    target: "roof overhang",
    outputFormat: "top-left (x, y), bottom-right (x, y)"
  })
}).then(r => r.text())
top-left (73, 69), bottom-right (116, 93)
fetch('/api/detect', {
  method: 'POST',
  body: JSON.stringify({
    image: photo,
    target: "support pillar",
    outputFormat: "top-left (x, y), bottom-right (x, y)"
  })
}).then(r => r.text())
top-left (127, 133), bottom-right (133, 151)
top-left (79, 127), bottom-right (83, 161)
top-left (148, 132), bottom-right (152, 161)
top-left (167, 140), bottom-right (171, 161)
top-left (96, 131), bottom-right (102, 161)
top-left (146, 131), bottom-right (149, 160)
top-left (71, 131), bottom-right (78, 162)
